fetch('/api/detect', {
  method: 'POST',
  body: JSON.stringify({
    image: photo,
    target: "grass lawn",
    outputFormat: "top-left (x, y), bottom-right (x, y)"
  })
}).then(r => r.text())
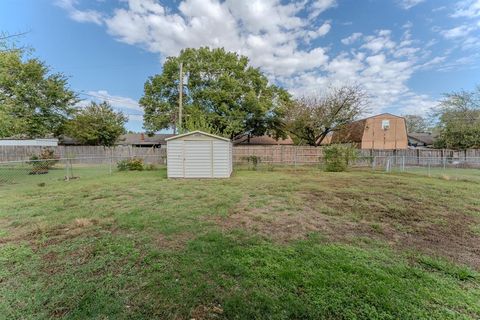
top-left (0, 167), bottom-right (479, 319)
top-left (393, 166), bottom-right (480, 183)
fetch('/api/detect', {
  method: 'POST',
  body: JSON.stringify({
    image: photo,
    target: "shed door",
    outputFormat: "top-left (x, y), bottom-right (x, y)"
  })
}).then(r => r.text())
top-left (184, 140), bottom-right (212, 178)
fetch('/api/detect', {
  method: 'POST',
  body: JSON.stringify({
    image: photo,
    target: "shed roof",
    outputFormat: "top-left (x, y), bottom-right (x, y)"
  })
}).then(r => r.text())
top-left (165, 131), bottom-right (231, 142)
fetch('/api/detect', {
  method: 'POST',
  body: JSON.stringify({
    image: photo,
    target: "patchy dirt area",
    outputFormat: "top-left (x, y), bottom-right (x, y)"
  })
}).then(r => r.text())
top-left (212, 175), bottom-right (480, 269)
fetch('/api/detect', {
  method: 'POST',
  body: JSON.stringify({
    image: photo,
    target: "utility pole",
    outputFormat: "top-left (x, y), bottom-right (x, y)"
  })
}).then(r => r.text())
top-left (178, 62), bottom-right (183, 133)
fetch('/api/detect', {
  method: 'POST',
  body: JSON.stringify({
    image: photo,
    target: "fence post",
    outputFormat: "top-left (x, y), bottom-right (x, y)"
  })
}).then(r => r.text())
top-left (109, 148), bottom-right (113, 174)
top-left (65, 159), bottom-right (69, 181)
top-left (294, 147), bottom-right (297, 169)
top-left (372, 156), bottom-right (376, 171)
top-left (402, 156), bottom-right (405, 172)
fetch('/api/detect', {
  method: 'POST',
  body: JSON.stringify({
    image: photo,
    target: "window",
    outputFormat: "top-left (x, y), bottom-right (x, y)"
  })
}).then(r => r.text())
top-left (381, 120), bottom-right (390, 130)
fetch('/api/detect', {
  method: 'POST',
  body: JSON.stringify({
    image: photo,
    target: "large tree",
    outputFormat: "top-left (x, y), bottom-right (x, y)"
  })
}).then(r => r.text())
top-left (433, 87), bottom-right (480, 149)
top-left (403, 114), bottom-right (429, 133)
top-left (140, 47), bottom-right (291, 138)
top-left (285, 85), bottom-right (368, 146)
top-left (0, 44), bottom-right (77, 138)
top-left (65, 101), bottom-right (127, 147)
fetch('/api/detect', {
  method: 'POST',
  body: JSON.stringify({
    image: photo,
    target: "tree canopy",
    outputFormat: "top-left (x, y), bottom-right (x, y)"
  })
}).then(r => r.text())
top-left (0, 44), bottom-right (77, 138)
top-left (433, 87), bottom-right (480, 149)
top-left (285, 86), bottom-right (368, 146)
top-left (403, 114), bottom-right (429, 133)
top-left (140, 47), bottom-right (291, 139)
top-left (65, 101), bottom-right (127, 147)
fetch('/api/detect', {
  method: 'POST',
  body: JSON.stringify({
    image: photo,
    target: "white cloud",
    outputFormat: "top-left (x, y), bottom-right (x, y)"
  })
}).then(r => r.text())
top-left (438, 1), bottom-right (480, 50)
top-left (341, 32), bottom-right (362, 45)
top-left (55, 0), bottom-right (103, 25)
top-left (441, 25), bottom-right (475, 39)
top-left (308, 0), bottom-right (337, 19)
top-left (60, 0), bottom-right (448, 117)
top-left (452, 0), bottom-right (480, 18)
top-left (79, 90), bottom-right (142, 113)
top-left (397, 0), bottom-right (425, 10)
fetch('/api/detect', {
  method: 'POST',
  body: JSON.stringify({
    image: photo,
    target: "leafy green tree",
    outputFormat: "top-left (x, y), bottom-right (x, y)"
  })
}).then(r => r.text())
top-left (0, 45), bottom-right (77, 138)
top-left (140, 47), bottom-right (291, 138)
top-left (183, 107), bottom-right (222, 136)
top-left (65, 101), bottom-right (127, 147)
top-left (433, 87), bottom-right (480, 149)
top-left (285, 85), bottom-right (368, 146)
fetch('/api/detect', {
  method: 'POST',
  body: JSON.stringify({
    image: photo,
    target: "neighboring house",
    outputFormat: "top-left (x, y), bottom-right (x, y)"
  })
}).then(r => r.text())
top-left (0, 138), bottom-right (58, 147)
top-left (116, 133), bottom-right (176, 148)
top-left (408, 133), bottom-right (436, 148)
top-left (233, 135), bottom-right (294, 146)
top-left (59, 133), bottom-right (176, 147)
top-left (324, 113), bottom-right (408, 150)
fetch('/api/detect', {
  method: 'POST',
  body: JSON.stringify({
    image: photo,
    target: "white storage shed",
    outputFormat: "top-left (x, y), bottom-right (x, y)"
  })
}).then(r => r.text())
top-left (165, 131), bottom-right (232, 178)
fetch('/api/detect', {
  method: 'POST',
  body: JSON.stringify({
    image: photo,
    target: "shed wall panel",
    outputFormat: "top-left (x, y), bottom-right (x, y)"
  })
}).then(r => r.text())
top-left (167, 140), bottom-right (184, 178)
top-left (166, 132), bottom-right (232, 178)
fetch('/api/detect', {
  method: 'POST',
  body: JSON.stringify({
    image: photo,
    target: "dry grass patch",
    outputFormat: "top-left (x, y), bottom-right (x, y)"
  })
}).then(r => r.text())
top-left (213, 172), bottom-right (480, 269)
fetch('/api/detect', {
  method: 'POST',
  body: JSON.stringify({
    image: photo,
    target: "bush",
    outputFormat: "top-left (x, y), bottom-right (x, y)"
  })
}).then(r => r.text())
top-left (243, 155), bottom-right (261, 171)
top-left (145, 164), bottom-right (157, 171)
top-left (323, 144), bottom-right (358, 172)
top-left (28, 149), bottom-right (59, 175)
top-left (117, 158), bottom-right (144, 171)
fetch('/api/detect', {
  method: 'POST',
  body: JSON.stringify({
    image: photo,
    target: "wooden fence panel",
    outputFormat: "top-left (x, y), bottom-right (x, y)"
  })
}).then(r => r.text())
top-left (0, 145), bottom-right (166, 162)
top-left (1, 145), bottom-right (479, 165)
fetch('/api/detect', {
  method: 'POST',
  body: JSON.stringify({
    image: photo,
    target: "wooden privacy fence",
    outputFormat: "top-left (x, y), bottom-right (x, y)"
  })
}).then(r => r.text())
top-left (232, 146), bottom-right (480, 165)
top-left (0, 145), bottom-right (166, 162)
top-left (2, 145), bottom-right (480, 166)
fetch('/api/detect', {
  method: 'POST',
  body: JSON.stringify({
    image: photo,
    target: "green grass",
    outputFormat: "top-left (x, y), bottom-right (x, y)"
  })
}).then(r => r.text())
top-left (0, 167), bottom-right (479, 319)
top-left (393, 166), bottom-right (480, 183)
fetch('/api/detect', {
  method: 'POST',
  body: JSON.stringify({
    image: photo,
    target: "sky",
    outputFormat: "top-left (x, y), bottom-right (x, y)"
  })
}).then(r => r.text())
top-left (1, 0), bottom-right (479, 132)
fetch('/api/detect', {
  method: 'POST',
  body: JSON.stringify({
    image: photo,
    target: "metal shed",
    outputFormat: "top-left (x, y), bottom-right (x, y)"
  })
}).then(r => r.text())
top-left (165, 131), bottom-right (232, 178)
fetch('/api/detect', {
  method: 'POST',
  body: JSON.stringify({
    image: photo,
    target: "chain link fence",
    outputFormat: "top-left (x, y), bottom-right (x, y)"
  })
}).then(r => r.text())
top-left (372, 156), bottom-right (480, 182)
top-left (233, 153), bottom-right (480, 182)
top-left (0, 154), bottom-right (166, 188)
top-left (2, 149), bottom-right (479, 188)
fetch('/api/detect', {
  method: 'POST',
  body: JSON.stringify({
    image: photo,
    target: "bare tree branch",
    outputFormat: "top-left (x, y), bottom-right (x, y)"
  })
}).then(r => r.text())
top-left (285, 85), bottom-right (369, 146)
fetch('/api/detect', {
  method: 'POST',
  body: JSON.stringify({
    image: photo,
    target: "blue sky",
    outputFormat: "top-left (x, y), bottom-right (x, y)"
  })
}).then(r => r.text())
top-left (1, 0), bottom-right (479, 132)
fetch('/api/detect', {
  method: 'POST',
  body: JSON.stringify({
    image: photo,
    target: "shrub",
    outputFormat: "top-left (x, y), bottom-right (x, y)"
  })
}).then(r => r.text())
top-left (323, 144), bottom-right (358, 172)
top-left (145, 164), bottom-right (157, 171)
top-left (117, 158), bottom-right (144, 171)
top-left (28, 149), bottom-right (59, 175)
top-left (243, 155), bottom-right (261, 171)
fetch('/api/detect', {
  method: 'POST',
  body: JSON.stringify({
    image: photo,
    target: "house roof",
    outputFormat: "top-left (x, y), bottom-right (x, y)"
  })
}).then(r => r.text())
top-left (330, 119), bottom-right (367, 144)
top-left (356, 113), bottom-right (405, 121)
top-left (408, 133), bottom-right (436, 145)
top-left (233, 135), bottom-right (294, 145)
top-left (117, 133), bottom-right (175, 145)
top-left (165, 130), bottom-right (231, 142)
top-left (326, 113), bottom-right (406, 145)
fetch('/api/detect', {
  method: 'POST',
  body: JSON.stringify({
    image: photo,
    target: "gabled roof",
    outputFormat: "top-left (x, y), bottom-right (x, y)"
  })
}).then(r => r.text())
top-left (117, 133), bottom-right (175, 145)
top-left (165, 130), bottom-right (231, 142)
top-left (356, 113), bottom-right (405, 121)
top-left (408, 133), bottom-right (436, 145)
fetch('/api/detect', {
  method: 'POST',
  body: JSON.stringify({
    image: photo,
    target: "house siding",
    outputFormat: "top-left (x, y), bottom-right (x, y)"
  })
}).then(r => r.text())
top-left (361, 115), bottom-right (408, 150)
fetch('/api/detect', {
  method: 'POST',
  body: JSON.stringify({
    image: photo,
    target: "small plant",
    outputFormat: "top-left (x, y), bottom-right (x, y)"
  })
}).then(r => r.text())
top-left (117, 158), bottom-right (144, 171)
top-left (243, 155), bottom-right (261, 171)
top-left (145, 164), bottom-right (157, 171)
top-left (323, 144), bottom-right (358, 172)
top-left (28, 149), bottom-right (59, 175)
